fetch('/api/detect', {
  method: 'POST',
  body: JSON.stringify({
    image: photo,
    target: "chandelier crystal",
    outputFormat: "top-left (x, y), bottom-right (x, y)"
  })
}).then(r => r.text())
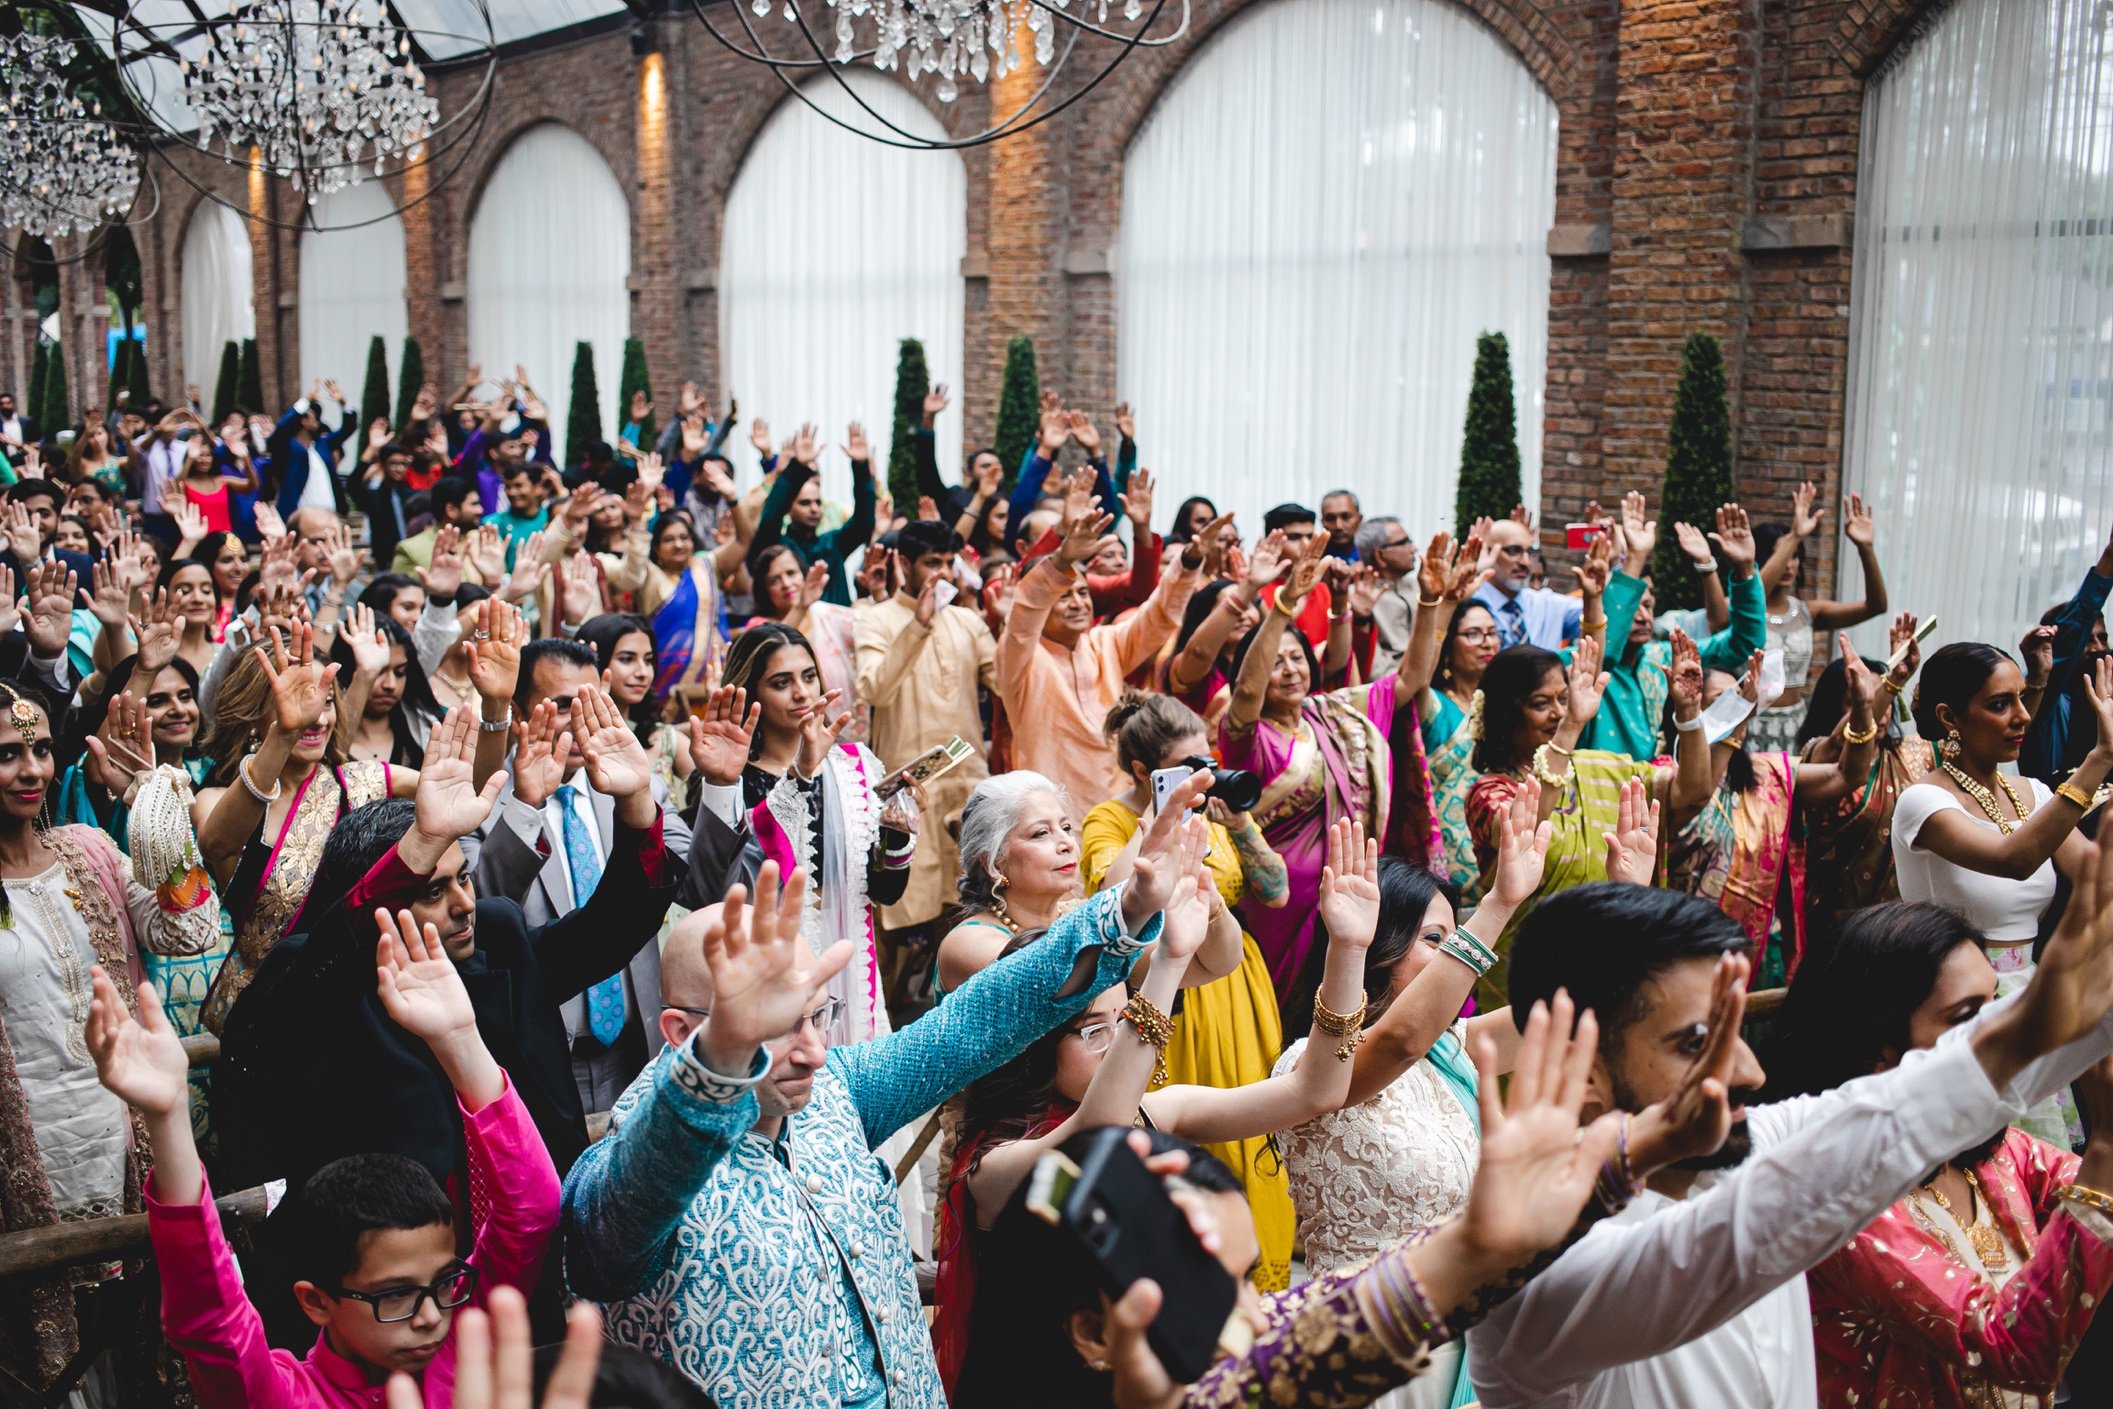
top-left (793, 0), bottom-right (1146, 102)
top-left (0, 34), bottom-right (142, 238)
top-left (180, 0), bottom-right (440, 201)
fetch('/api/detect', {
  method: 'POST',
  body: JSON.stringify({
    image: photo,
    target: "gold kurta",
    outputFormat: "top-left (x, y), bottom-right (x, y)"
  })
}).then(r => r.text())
top-left (854, 593), bottom-right (997, 928)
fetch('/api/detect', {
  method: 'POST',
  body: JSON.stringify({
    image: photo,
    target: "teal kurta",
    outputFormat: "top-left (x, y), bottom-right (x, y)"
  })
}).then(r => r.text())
top-left (1579, 569), bottom-right (1768, 760)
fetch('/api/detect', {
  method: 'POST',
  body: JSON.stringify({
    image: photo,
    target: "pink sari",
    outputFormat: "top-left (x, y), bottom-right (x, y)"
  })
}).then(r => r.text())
top-left (1666, 750), bottom-right (1807, 984)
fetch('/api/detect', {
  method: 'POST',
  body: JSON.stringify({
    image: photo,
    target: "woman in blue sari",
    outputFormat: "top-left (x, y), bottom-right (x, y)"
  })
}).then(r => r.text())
top-left (639, 511), bottom-right (732, 702)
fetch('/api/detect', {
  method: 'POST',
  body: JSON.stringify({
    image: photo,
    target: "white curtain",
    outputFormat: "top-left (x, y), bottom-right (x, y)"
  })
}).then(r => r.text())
top-left (719, 73), bottom-right (967, 505)
top-left (467, 123), bottom-right (631, 460)
top-left (298, 183), bottom-right (409, 401)
top-left (1118, 0), bottom-right (1557, 537)
top-left (180, 202), bottom-right (255, 404)
top-left (1845, 0), bottom-right (2113, 652)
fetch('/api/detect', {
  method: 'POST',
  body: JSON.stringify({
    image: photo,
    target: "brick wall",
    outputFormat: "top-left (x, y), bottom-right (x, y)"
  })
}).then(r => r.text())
top-left (71, 0), bottom-right (1944, 597)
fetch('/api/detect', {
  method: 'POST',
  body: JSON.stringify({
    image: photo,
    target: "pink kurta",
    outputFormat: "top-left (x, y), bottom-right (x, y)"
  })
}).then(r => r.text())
top-left (1810, 1128), bottom-right (2113, 1409)
top-left (147, 1077), bottom-right (560, 1409)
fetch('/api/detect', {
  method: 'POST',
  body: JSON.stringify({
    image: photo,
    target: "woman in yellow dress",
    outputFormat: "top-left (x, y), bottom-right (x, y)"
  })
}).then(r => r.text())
top-left (1078, 690), bottom-right (1296, 1291)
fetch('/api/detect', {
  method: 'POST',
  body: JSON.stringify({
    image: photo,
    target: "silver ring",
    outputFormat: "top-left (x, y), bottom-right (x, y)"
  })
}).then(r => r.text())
top-left (473, 630), bottom-right (491, 642)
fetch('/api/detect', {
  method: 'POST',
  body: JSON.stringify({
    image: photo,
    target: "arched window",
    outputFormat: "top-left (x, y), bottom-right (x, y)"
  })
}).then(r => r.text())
top-left (1118, 0), bottom-right (1557, 534)
top-left (1845, 0), bottom-right (2113, 650)
top-left (467, 124), bottom-right (630, 460)
top-left (720, 74), bottom-right (967, 503)
top-left (298, 183), bottom-right (409, 397)
top-left (180, 201), bottom-right (255, 403)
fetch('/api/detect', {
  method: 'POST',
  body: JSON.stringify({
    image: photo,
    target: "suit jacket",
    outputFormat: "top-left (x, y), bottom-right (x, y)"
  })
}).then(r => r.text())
top-left (461, 771), bottom-right (749, 1048)
top-left (269, 400), bottom-right (355, 516)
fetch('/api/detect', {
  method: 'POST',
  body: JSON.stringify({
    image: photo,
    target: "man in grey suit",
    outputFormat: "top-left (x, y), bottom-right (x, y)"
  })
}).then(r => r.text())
top-left (464, 637), bottom-right (754, 1113)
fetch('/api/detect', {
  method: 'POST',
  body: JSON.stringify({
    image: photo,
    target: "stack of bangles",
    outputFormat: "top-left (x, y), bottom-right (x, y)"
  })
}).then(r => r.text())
top-left (1311, 994), bottom-right (1369, 1063)
top-left (880, 832), bottom-right (916, 871)
top-left (1439, 926), bottom-right (1497, 978)
top-left (1595, 1112), bottom-right (1642, 1208)
top-left (1122, 992), bottom-right (1175, 1085)
top-left (1359, 1247), bottom-right (1450, 1356)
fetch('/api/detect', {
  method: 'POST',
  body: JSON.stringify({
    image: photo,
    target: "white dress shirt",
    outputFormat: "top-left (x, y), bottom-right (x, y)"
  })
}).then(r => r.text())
top-left (1466, 986), bottom-right (2113, 1408)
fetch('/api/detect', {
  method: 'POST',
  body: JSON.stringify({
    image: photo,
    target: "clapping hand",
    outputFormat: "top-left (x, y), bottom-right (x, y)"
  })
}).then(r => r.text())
top-left (686, 686), bottom-right (760, 787)
top-left (1601, 777), bottom-right (1660, 886)
top-left (1316, 817), bottom-right (1382, 952)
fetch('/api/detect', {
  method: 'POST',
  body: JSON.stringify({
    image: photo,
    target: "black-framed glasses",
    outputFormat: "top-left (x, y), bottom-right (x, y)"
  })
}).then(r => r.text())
top-left (665, 997), bottom-right (844, 1036)
top-left (333, 1264), bottom-right (478, 1323)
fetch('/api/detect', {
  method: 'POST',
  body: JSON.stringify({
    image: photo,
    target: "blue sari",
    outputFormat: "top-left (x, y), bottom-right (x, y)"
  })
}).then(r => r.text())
top-left (650, 566), bottom-right (727, 701)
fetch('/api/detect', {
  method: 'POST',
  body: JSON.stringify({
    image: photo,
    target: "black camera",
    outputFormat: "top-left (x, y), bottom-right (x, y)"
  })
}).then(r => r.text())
top-left (1181, 755), bottom-right (1261, 813)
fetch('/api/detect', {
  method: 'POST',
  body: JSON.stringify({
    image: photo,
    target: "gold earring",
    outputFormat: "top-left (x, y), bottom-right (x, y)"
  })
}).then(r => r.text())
top-left (1941, 729), bottom-right (1962, 760)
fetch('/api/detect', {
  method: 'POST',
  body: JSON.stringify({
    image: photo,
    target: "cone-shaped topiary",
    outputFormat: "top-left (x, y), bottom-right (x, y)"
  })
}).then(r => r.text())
top-left (395, 337), bottom-right (425, 427)
top-left (39, 339), bottom-right (68, 434)
top-left (27, 341), bottom-right (49, 435)
top-left (992, 335), bottom-right (1038, 487)
top-left (1455, 332), bottom-right (1523, 537)
top-left (125, 336), bottom-right (151, 407)
top-left (237, 338), bottom-right (262, 415)
top-left (361, 336), bottom-right (391, 434)
top-left (211, 341), bottom-right (240, 423)
top-left (618, 336), bottom-right (654, 449)
top-left (566, 341), bottom-right (603, 471)
top-left (887, 337), bottom-right (930, 511)
top-left (1649, 332), bottom-right (1737, 610)
top-left (109, 339), bottom-right (133, 407)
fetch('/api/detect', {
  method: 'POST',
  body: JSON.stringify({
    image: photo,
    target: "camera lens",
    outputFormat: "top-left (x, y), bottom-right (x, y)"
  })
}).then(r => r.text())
top-left (1184, 756), bottom-right (1262, 814)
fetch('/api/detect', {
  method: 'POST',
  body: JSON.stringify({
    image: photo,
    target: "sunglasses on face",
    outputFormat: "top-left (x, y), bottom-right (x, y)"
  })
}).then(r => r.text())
top-left (333, 1264), bottom-right (477, 1323)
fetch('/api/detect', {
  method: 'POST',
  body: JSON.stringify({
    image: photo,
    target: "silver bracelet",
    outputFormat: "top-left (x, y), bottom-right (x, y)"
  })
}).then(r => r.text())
top-left (1673, 712), bottom-right (1707, 733)
top-left (238, 755), bottom-right (283, 805)
top-left (1438, 929), bottom-right (1495, 977)
top-left (1691, 556), bottom-right (1719, 574)
top-left (477, 709), bottom-right (515, 734)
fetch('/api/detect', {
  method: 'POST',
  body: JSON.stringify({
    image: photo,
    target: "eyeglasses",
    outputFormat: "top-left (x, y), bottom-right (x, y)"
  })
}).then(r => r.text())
top-left (665, 997), bottom-right (844, 1037)
top-left (1067, 1021), bottom-right (1116, 1054)
top-left (1383, 538), bottom-right (1413, 551)
top-left (1456, 626), bottom-right (1499, 643)
top-left (1494, 545), bottom-right (1532, 559)
top-left (333, 1264), bottom-right (478, 1323)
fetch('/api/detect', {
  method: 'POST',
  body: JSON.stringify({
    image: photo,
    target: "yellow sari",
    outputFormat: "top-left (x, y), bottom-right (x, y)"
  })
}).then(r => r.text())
top-left (1080, 801), bottom-right (1295, 1291)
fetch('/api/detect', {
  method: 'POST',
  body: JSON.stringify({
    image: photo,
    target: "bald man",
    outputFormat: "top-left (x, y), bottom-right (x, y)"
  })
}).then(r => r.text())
top-left (563, 786), bottom-right (1207, 1409)
top-left (1475, 513), bottom-right (1582, 650)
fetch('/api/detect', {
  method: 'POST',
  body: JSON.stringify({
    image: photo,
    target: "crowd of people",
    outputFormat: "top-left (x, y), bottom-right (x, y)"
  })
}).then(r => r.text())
top-left (5, 363), bottom-right (2113, 1409)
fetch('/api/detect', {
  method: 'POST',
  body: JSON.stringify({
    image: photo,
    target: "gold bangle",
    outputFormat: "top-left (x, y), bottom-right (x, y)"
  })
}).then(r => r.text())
top-left (1121, 993), bottom-right (1175, 1085)
top-left (1416, 595), bottom-right (1443, 610)
top-left (2059, 1183), bottom-right (2113, 1220)
top-left (1880, 676), bottom-right (1905, 696)
top-left (1310, 994), bottom-right (1369, 1062)
top-left (1544, 740), bottom-right (1573, 758)
top-left (1582, 618), bottom-right (1607, 636)
top-left (2057, 780), bottom-right (2097, 811)
top-left (1270, 594), bottom-right (1301, 618)
top-left (1842, 717), bottom-right (1880, 745)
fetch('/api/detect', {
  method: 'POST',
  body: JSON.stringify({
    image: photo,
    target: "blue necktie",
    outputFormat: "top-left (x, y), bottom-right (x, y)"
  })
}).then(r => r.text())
top-left (1501, 596), bottom-right (1526, 648)
top-left (558, 784), bottom-right (625, 1046)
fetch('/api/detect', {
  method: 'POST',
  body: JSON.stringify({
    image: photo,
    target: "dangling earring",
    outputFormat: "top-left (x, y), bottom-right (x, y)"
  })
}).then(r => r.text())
top-left (991, 871), bottom-right (1016, 932)
top-left (1941, 728), bottom-right (1962, 761)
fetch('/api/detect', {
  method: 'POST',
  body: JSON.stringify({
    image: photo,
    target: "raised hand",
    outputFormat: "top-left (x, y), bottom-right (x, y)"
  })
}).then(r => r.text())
top-left (1491, 777), bottom-right (1554, 906)
top-left (2020, 624), bottom-right (2055, 689)
top-left (971, 454), bottom-right (1004, 499)
top-left (695, 862), bottom-right (853, 1067)
top-left (500, 533), bottom-right (551, 605)
top-left (510, 701), bottom-right (570, 809)
top-left (1316, 817), bottom-right (1383, 951)
top-left (465, 524), bottom-right (509, 584)
top-left (1114, 400), bottom-right (1136, 441)
top-left (1279, 532), bottom-right (1329, 608)
top-left (1037, 390), bottom-right (1069, 456)
top-left (257, 622), bottom-right (339, 734)
top-left (575, 685), bottom-right (656, 802)
top-left (687, 686), bottom-right (760, 787)
top-left (749, 417), bottom-right (772, 458)
top-left (1791, 480), bottom-right (1823, 539)
top-left (1119, 465), bottom-right (1155, 535)
top-left (1839, 634), bottom-right (1883, 726)
top-left (1575, 527), bottom-right (1615, 599)
top-left (464, 598), bottom-right (524, 705)
top-left (389, 1290), bottom-right (603, 1409)
top-left (128, 603), bottom-right (184, 676)
top-left (411, 708), bottom-right (507, 845)
top-left (913, 569), bottom-right (945, 627)
top-left (1664, 626), bottom-right (1703, 719)
top-left (559, 552), bottom-right (603, 628)
top-left (560, 486), bottom-right (604, 533)
top-left (420, 524), bottom-right (466, 601)
top-left (1619, 490), bottom-right (1658, 565)
top-left (2, 501), bottom-right (40, 562)
top-left (323, 377), bottom-right (347, 405)
top-left (1889, 610), bottom-right (1923, 685)
top-left (254, 501), bottom-right (288, 544)
top-left (1628, 952), bottom-right (1748, 1172)
top-left (792, 689), bottom-right (852, 781)
top-left (24, 560), bottom-right (76, 659)
top-left (1057, 500), bottom-right (1116, 568)
top-left (922, 384), bottom-right (949, 424)
top-left (374, 908), bottom-right (477, 1045)
top-left (172, 500), bottom-right (209, 551)
top-left (1458, 991), bottom-right (1623, 1262)
top-left (86, 969), bottom-right (189, 1119)
top-left (1127, 771), bottom-right (1213, 927)
top-left (85, 691), bottom-right (156, 796)
top-left (2087, 656), bottom-right (2113, 755)
top-left (1347, 563), bottom-right (1385, 618)
top-left (1068, 410), bottom-right (1103, 457)
top-left (843, 421), bottom-right (871, 463)
top-left (1672, 520), bottom-right (1712, 567)
top-left (1709, 503), bottom-right (1756, 572)
top-left (343, 602), bottom-right (392, 679)
top-left (1843, 491), bottom-right (1875, 548)
top-left (1565, 631), bottom-right (1609, 727)
top-left (636, 451), bottom-right (667, 494)
top-left (800, 560), bottom-right (831, 608)
top-left (1601, 776), bottom-right (1661, 886)
top-left (324, 521), bottom-right (362, 585)
top-left (792, 422), bottom-right (820, 466)
top-left (0, 562), bottom-right (18, 637)
top-left (87, 558), bottom-right (135, 627)
top-left (860, 545), bottom-right (894, 603)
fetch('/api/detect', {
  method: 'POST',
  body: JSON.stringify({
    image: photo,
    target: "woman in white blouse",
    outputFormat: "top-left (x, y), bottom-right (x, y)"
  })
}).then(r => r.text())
top-left (1893, 641), bottom-right (2113, 1146)
top-left (1273, 776), bottom-right (1660, 1409)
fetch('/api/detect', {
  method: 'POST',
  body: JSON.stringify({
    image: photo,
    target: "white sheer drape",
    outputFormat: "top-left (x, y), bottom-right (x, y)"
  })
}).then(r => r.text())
top-left (467, 123), bottom-right (631, 458)
top-left (1118, 0), bottom-right (1556, 536)
top-left (298, 183), bottom-right (409, 397)
top-left (1845, 0), bottom-right (2113, 651)
top-left (180, 202), bottom-right (255, 403)
top-left (719, 73), bottom-right (966, 504)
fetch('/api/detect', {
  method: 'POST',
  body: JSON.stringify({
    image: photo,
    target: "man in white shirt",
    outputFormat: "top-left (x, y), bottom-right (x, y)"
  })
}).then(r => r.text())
top-left (1468, 874), bottom-right (2113, 1408)
top-left (0, 392), bottom-right (37, 455)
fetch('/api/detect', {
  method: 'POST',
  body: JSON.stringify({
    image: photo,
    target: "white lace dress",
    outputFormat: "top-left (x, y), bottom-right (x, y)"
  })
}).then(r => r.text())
top-left (1274, 1021), bottom-right (1482, 1409)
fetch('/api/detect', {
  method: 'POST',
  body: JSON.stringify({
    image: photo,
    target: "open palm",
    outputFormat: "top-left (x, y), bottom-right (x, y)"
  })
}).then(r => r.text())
top-left (1316, 818), bottom-right (1382, 951)
top-left (415, 710), bottom-right (506, 841)
top-left (85, 969), bottom-right (189, 1119)
top-left (688, 687), bottom-right (759, 786)
top-left (375, 910), bottom-right (476, 1045)
top-left (577, 687), bottom-right (654, 799)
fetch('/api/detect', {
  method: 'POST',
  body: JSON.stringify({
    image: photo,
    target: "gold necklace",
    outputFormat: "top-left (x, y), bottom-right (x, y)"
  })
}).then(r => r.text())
top-left (1940, 760), bottom-right (2031, 836)
top-left (1916, 1167), bottom-right (2010, 1272)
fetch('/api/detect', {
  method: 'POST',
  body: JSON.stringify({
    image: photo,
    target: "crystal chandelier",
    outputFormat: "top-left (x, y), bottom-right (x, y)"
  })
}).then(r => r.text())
top-left (179, 0), bottom-right (441, 201)
top-left (695, 0), bottom-right (1186, 146)
top-left (0, 33), bottom-right (142, 239)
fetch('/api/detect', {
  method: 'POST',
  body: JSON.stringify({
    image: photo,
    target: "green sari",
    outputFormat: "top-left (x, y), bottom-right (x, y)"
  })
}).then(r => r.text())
top-left (1465, 750), bottom-right (1655, 1009)
top-left (1418, 687), bottom-right (1483, 904)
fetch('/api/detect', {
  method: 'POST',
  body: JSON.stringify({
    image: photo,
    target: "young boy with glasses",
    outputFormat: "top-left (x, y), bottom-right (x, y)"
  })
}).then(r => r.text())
top-left (88, 902), bottom-right (559, 1407)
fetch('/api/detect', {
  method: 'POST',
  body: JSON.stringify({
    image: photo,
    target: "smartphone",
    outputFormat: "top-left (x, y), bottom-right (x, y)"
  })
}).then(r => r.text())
top-left (932, 579), bottom-right (959, 612)
top-left (1027, 1128), bottom-right (1239, 1384)
top-left (1151, 766), bottom-right (1192, 817)
top-left (1887, 613), bottom-right (1938, 673)
top-left (1564, 522), bottom-right (1603, 551)
top-left (875, 737), bottom-right (974, 799)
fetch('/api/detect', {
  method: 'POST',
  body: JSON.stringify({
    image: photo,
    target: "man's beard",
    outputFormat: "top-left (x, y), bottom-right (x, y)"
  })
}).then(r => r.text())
top-left (1614, 1073), bottom-right (1764, 1171)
